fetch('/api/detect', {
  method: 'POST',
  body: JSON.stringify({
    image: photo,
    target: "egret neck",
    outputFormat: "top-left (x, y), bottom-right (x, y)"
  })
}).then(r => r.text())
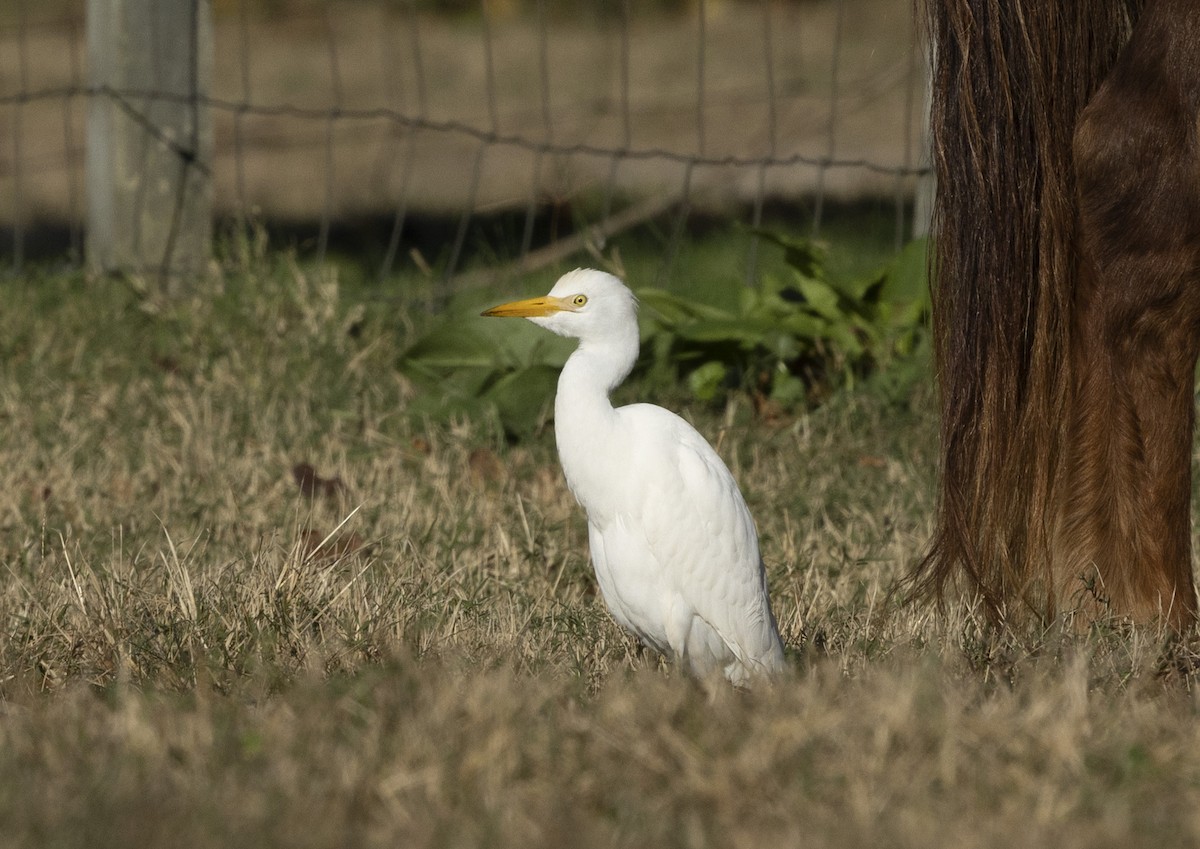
top-left (552, 318), bottom-right (639, 520)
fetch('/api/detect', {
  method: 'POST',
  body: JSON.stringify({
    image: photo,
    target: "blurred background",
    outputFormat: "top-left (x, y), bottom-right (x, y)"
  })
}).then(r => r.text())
top-left (0, 0), bottom-right (928, 288)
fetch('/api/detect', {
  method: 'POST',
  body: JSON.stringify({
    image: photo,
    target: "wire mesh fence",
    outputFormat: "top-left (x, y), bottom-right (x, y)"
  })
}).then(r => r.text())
top-left (0, 0), bottom-right (929, 288)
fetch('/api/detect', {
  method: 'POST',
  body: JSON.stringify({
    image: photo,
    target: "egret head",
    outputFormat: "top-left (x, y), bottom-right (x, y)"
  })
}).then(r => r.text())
top-left (481, 269), bottom-right (638, 343)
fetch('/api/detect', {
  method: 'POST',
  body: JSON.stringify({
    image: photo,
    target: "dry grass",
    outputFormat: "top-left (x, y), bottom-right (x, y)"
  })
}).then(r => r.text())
top-left (1, 252), bottom-right (1199, 848)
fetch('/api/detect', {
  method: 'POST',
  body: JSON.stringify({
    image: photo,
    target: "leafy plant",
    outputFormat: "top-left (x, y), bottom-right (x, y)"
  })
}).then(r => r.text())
top-left (397, 294), bottom-right (575, 439)
top-left (637, 234), bottom-right (929, 411)
top-left (396, 236), bottom-right (930, 438)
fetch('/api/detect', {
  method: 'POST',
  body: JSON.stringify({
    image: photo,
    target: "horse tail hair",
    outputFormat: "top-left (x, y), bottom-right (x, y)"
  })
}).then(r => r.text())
top-left (908, 0), bottom-right (1142, 621)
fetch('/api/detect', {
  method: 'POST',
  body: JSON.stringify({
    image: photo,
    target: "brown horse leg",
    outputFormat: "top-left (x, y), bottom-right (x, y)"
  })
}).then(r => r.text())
top-left (1062, 0), bottom-right (1200, 629)
top-left (1064, 286), bottom-right (1199, 627)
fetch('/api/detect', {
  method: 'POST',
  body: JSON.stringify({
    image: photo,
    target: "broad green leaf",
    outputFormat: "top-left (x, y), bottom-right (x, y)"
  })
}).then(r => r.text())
top-left (793, 276), bottom-right (844, 322)
top-left (482, 364), bottom-right (559, 440)
top-left (824, 321), bottom-right (868, 358)
top-left (878, 237), bottom-right (930, 305)
top-left (674, 316), bottom-right (778, 347)
top-left (400, 323), bottom-right (496, 370)
top-left (402, 314), bottom-right (573, 373)
top-left (751, 229), bottom-right (828, 281)
top-left (884, 298), bottom-right (930, 332)
top-left (636, 288), bottom-right (734, 325)
top-left (848, 269), bottom-right (888, 308)
top-left (777, 311), bottom-right (827, 341)
top-left (658, 273), bottom-right (744, 312)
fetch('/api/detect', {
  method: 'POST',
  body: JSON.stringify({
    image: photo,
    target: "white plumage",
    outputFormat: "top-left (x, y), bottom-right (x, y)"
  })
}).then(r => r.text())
top-left (483, 269), bottom-right (786, 686)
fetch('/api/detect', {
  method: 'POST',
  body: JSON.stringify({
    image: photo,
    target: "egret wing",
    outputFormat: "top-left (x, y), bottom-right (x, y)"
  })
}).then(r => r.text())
top-left (616, 404), bottom-right (785, 676)
top-left (587, 520), bottom-right (673, 656)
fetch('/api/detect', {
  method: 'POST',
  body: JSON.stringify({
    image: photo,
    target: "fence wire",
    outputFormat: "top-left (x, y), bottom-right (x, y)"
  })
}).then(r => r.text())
top-left (0, 0), bottom-right (930, 286)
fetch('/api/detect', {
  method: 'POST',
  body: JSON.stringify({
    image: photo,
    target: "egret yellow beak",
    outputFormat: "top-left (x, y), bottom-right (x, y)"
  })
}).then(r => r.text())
top-left (481, 295), bottom-right (571, 318)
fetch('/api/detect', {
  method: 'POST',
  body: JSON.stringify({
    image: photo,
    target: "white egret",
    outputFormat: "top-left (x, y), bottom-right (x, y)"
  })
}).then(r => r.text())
top-left (483, 269), bottom-right (787, 686)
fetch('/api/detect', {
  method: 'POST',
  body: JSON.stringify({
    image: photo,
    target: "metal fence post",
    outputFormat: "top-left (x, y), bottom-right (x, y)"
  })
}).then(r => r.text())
top-left (86, 0), bottom-right (212, 291)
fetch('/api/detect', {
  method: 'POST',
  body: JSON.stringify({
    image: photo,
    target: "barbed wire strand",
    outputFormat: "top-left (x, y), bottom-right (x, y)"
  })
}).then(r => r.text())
top-left (92, 88), bottom-right (212, 176)
top-left (5, 84), bottom-right (930, 179)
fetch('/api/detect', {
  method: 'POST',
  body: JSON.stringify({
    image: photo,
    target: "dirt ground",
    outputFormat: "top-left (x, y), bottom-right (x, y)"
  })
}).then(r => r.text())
top-left (0, 0), bottom-right (926, 228)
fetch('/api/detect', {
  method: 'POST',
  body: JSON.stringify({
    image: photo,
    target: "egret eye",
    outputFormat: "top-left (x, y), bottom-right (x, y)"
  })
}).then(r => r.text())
top-left (572, 294), bottom-right (588, 308)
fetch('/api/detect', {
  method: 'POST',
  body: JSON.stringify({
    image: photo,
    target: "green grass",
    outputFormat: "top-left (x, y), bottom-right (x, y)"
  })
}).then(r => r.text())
top-left (0, 243), bottom-right (1199, 849)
